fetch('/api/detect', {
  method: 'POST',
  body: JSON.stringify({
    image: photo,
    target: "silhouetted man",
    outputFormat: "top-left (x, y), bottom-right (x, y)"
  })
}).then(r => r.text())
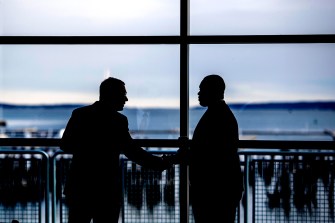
top-left (60, 77), bottom-right (170, 223)
top-left (172, 74), bottom-right (244, 223)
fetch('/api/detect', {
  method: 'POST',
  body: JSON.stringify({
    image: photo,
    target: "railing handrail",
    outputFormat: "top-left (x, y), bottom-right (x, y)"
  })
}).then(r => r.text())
top-left (1, 138), bottom-right (334, 150)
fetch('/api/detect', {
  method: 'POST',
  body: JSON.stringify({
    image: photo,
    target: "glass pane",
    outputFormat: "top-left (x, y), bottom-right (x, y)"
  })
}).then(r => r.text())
top-left (0, 45), bottom-right (180, 139)
top-left (190, 0), bottom-right (335, 35)
top-left (189, 44), bottom-right (335, 141)
top-left (1, 0), bottom-right (179, 36)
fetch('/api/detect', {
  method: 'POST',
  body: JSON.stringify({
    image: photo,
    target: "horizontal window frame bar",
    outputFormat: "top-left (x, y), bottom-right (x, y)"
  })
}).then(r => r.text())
top-left (1, 34), bottom-right (334, 44)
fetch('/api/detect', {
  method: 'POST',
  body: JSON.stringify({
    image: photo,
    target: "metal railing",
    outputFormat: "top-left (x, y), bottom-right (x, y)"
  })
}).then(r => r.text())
top-left (0, 148), bottom-right (50, 223)
top-left (0, 138), bottom-right (334, 223)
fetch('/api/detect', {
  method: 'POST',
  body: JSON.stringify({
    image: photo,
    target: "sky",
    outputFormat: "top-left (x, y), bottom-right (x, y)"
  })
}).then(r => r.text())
top-left (1, 0), bottom-right (335, 108)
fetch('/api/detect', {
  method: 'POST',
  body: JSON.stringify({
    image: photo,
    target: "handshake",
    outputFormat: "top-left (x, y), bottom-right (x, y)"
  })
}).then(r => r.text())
top-left (157, 136), bottom-right (190, 171)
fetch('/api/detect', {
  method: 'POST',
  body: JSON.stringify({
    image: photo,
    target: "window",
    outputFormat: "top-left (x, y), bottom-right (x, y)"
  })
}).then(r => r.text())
top-left (1, 0), bottom-right (334, 140)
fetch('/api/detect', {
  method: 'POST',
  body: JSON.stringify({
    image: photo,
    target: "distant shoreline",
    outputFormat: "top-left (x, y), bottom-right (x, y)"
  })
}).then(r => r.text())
top-left (226, 101), bottom-right (335, 110)
top-left (1, 101), bottom-right (335, 110)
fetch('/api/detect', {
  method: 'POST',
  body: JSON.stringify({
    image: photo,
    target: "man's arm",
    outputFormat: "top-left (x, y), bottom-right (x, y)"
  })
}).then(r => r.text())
top-left (122, 134), bottom-right (171, 171)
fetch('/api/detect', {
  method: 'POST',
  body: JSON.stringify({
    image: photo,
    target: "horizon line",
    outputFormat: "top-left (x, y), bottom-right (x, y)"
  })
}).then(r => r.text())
top-left (1, 100), bottom-right (335, 109)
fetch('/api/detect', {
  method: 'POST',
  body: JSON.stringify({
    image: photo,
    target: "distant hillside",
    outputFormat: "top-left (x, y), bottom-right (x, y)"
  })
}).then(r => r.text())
top-left (1, 101), bottom-right (335, 110)
top-left (193, 101), bottom-right (335, 110)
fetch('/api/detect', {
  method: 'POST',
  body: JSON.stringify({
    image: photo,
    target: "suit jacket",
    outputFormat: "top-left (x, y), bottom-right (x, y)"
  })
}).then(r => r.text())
top-left (190, 100), bottom-right (244, 197)
top-left (60, 101), bottom-right (163, 199)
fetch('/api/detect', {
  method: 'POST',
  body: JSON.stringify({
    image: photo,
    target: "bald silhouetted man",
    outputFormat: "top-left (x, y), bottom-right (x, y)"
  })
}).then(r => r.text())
top-left (172, 74), bottom-right (244, 223)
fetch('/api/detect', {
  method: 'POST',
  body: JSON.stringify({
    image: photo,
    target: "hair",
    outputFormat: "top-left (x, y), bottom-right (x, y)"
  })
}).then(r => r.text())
top-left (201, 74), bottom-right (226, 98)
top-left (99, 77), bottom-right (125, 100)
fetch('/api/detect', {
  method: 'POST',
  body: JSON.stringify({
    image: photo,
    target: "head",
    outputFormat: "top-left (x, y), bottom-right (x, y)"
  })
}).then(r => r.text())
top-left (198, 74), bottom-right (225, 107)
top-left (99, 77), bottom-right (128, 111)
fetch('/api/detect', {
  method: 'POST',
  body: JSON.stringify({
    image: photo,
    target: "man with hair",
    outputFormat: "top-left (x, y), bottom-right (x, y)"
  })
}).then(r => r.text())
top-left (172, 74), bottom-right (244, 222)
top-left (61, 77), bottom-right (170, 223)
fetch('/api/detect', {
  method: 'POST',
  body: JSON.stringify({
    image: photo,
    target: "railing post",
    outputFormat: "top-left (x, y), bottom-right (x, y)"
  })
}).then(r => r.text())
top-left (51, 151), bottom-right (62, 223)
top-left (244, 154), bottom-right (251, 223)
top-left (180, 163), bottom-right (189, 223)
top-left (178, 137), bottom-right (190, 223)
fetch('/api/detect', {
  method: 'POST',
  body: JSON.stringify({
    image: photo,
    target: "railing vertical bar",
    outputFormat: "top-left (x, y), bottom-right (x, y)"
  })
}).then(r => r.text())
top-left (44, 150), bottom-right (51, 223)
top-left (244, 154), bottom-right (251, 223)
top-left (51, 152), bottom-right (59, 223)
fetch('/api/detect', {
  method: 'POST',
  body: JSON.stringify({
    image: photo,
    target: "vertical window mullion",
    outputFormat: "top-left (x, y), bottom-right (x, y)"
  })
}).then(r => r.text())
top-left (180, 1), bottom-right (190, 223)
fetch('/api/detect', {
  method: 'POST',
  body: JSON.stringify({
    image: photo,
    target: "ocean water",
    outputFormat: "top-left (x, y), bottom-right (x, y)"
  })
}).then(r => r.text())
top-left (0, 105), bottom-right (335, 141)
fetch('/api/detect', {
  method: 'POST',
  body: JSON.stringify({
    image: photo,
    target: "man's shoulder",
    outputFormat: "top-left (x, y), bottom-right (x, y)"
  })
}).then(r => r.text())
top-left (72, 103), bottom-right (96, 115)
top-left (72, 102), bottom-right (128, 121)
top-left (74, 104), bottom-right (92, 111)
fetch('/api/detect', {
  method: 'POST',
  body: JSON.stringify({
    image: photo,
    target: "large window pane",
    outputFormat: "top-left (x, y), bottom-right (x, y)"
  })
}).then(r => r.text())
top-left (190, 0), bottom-right (335, 35)
top-left (1, 0), bottom-right (180, 36)
top-left (189, 44), bottom-right (335, 140)
top-left (0, 45), bottom-right (180, 139)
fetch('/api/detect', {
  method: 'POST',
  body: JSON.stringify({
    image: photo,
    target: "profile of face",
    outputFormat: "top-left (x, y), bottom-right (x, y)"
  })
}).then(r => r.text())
top-left (100, 77), bottom-right (128, 111)
top-left (111, 84), bottom-right (128, 111)
top-left (198, 80), bottom-right (214, 107)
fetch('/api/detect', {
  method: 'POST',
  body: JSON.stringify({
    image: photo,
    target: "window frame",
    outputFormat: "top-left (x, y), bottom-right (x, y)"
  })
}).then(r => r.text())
top-left (1, 2), bottom-right (335, 222)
